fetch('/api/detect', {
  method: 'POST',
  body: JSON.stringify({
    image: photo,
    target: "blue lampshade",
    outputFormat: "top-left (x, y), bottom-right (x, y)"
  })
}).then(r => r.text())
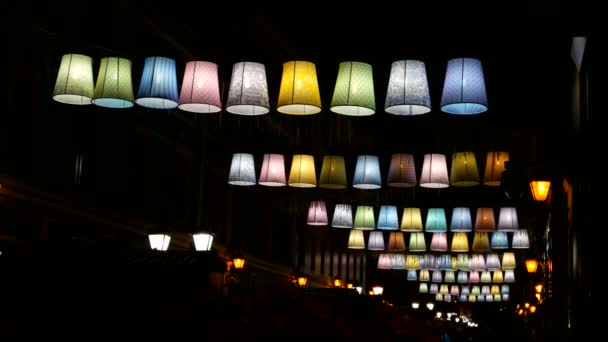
top-left (425, 208), bottom-right (447, 232)
top-left (450, 207), bottom-right (473, 232)
top-left (490, 231), bottom-right (509, 249)
top-left (136, 56), bottom-right (179, 109)
top-left (440, 58), bottom-right (488, 115)
top-left (377, 205), bottom-right (399, 230)
top-left (353, 155), bottom-right (382, 189)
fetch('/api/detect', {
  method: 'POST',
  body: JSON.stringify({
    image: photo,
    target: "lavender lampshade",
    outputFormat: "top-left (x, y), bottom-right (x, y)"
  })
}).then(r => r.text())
top-left (307, 201), bottom-right (328, 226)
top-left (258, 154), bottom-right (286, 186)
top-left (228, 153), bottom-right (256, 186)
top-left (384, 60), bottom-right (431, 115)
top-left (461, 285), bottom-right (470, 296)
top-left (387, 153), bottom-right (417, 187)
top-left (178, 61), bottom-right (222, 113)
top-left (377, 205), bottom-right (399, 230)
top-left (486, 254), bottom-right (501, 271)
top-left (226, 62), bottom-right (269, 115)
top-left (504, 270), bottom-right (516, 283)
top-left (353, 155), bottom-right (382, 189)
top-left (429, 284), bottom-right (439, 294)
top-left (419, 254), bottom-right (436, 270)
top-left (431, 270), bottom-right (443, 283)
top-left (332, 204), bottom-right (353, 228)
top-left (136, 56), bottom-right (179, 109)
top-left (367, 231), bottom-right (385, 250)
top-left (440, 58), bottom-right (488, 115)
top-left (420, 154), bottom-right (449, 188)
top-left (469, 255), bottom-right (486, 271)
top-left (497, 207), bottom-right (519, 232)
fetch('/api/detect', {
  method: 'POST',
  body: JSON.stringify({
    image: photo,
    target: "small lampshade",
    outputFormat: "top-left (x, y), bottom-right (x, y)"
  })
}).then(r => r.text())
top-left (407, 270), bottom-right (418, 281)
top-left (457, 271), bottom-right (469, 284)
top-left (492, 271), bottom-right (504, 283)
top-left (367, 231), bottom-right (385, 251)
top-left (93, 57), bottom-right (134, 108)
top-left (332, 204), bottom-right (353, 228)
top-left (420, 154), bottom-right (449, 188)
top-left (377, 205), bottom-right (399, 230)
top-left (483, 151), bottom-right (509, 186)
top-left (408, 232), bottom-right (427, 252)
top-left (307, 201), bottom-right (328, 226)
top-left (347, 229), bottom-right (365, 249)
top-left (456, 254), bottom-right (470, 270)
top-left (387, 232), bottom-right (406, 251)
top-left (459, 295), bottom-right (468, 303)
top-left (470, 255), bottom-right (486, 271)
top-left (504, 270), bottom-right (516, 283)
top-left (501, 252), bottom-right (516, 270)
top-left (501, 284), bottom-right (510, 294)
top-left (491, 232), bottom-right (509, 249)
top-left (319, 155), bottom-right (347, 189)
top-left (530, 180), bottom-right (551, 201)
top-left (430, 283), bottom-right (439, 294)
top-left (486, 254), bottom-right (501, 271)
top-left (450, 207), bottom-right (473, 232)
top-left (440, 284), bottom-right (449, 295)
top-left (178, 61), bottom-right (222, 113)
top-left (288, 155), bottom-right (317, 188)
top-left (437, 254), bottom-right (452, 270)
top-left (226, 61), bottom-right (269, 115)
top-left (445, 270), bottom-right (456, 283)
top-left (148, 233), bottom-right (171, 251)
top-left (440, 58), bottom-right (488, 115)
top-left (377, 254), bottom-right (392, 269)
top-left (469, 272), bottom-right (480, 285)
top-left (419, 283), bottom-right (429, 293)
top-left (525, 259), bottom-right (539, 273)
top-left (354, 206), bottom-right (375, 230)
top-left (435, 294), bottom-right (443, 301)
top-left (352, 155), bottom-right (382, 189)
top-left (277, 61), bottom-right (322, 115)
top-left (450, 152), bottom-right (480, 186)
top-left (477, 295), bottom-right (485, 302)
top-left (228, 153), bottom-right (256, 186)
top-left (405, 254), bottom-right (420, 270)
top-left (497, 207), bottom-right (519, 232)
top-left (419, 254), bottom-right (435, 270)
top-left (258, 154), bottom-right (286, 186)
top-left (425, 208), bottom-right (448, 233)
top-left (419, 269), bottom-right (431, 282)
top-left (384, 60), bottom-right (431, 115)
top-left (472, 232), bottom-right (491, 252)
top-left (192, 232), bottom-right (214, 251)
top-left (430, 233), bottom-right (448, 252)
top-left (401, 208), bottom-right (423, 232)
top-left (502, 293), bottom-right (510, 301)
top-left (512, 229), bottom-right (530, 249)
top-left (330, 61), bottom-right (375, 116)
top-left (480, 272), bottom-right (492, 284)
top-left (451, 232), bottom-right (469, 252)
top-left (491, 285), bottom-right (500, 295)
top-left (136, 56), bottom-right (179, 109)
top-left (461, 285), bottom-right (471, 296)
top-left (468, 295), bottom-right (477, 303)
top-left (474, 208), bottom-right (496, 232)
top-left (471, 285), bottom-right (481, 296)
top-left (387, 153), bottom-right (417, 187)
top-left (391, 254), bottom-right (406, 269)
top-left (52, 54), bottom-right (94, 105)
top-left (450, 284), bottom-right (459, 296)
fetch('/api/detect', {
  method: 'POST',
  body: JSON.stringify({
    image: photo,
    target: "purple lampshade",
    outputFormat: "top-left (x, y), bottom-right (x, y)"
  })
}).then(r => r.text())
top-left (307, 201), bottom-right (328, 226)
top-left (178, 61), bottom-right (222, 113)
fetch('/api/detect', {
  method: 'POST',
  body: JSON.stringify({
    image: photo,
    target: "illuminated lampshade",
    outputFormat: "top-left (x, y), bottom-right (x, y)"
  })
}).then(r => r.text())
top-left (332, 204), bottom-right (353, 228)
top-left (408, 232), bottom-right (427, 252)
top-left (480, 272), bottom-right (491, 283)
top-left (490, 232), bottom-right (509, 249)
top-left (486, 254), bottom-right (501, 271)
top-left (178, 61), bottom-right (221, 113)
top-left (420, 154), bottom-right (449, 188)
top-left (525, 259), bottom-right (539, 273)
top-left (307, 201), bottom-right (328, 226)
top-left (353, 155), bottom-right (382, 189)
top-left (430, 233), bottom-right (448, 252)
top-left (444, 295), bottom-right (452, 303)
top-left (445, 270), bottom-right (456, 283)
top-left (330, 61), bottom-right (375, 116)
top-left (192, 231), bottom-right (214, 251)
top-left (440, 57), bottom-right (488, 115)
top-left (530, 180), bottom-right (551, 201)
top-left (419, 254), bottom-right (436, 270)
top-left (435, 294), bottom-right (443, 301)
top-left (501, 252), bottom-right (516, 270)
top-left (461, 285), bottom-right (471, 296)
top-left (407, 270), bottom-right (418, 281)
top-left (52, 54), bottom-right (94, 105)
top-left (502, 294), bottom-right (510, 301)
top-left (483, 151), bottom-right (509, 186)
top-left (504, 270), bottom-right (516, 283)
top-left (148, 233), bottom-right (171, 251)
top-left (378, 254), bottom-right (392, 269)
top-left (228, 153), bottom-right (256, 186)
top-left (485, 294), bottom-right (494, 302)
top-left (459, 295), bottom-right (467, 303)
top-left (425, 208), bottom-right (448, 233)
top-left (368, 231), bottom-right (385, 251)
top-left (419, 283), bottom-right (429, 293)
top-left (430, 283), bottom-right (439, 294)
top-left (497, 207), bottom-right (519, 232)
top-left (494, 294), bottom-right (503, 302)
top-left (405, 254), bottom-right (420, 270)
top-left (450, 207), bottom-right (473, 232)
top-left (319, 155), bottom-right (347, 189)
top-left (277, 61), bottom-right (322, 114)
top-left (258, 154), bottom-right (286, 186)
top-left (288, 154), bottom-right (316, 188)
top-left (225, 61), bottom-right (269, 115)
top-left (512, 229), bottom-right (530, 249)
top-left (492, 271), bottom-right (504, 283)
top-left (501, 284), bottom-right (510, 294)
top-left (401, 208), bottom-right (423, 232)
top-left (470, 255), bottom-right (486, 271)
top-left (93, 57), bottom-right (134, 108)
top-left (354, 206), bottom-right (375, 230)
top-left (468, 295), bottom-right (476, 303)
top-left (437, 254), bottom-right (452, 270)
top-left (387, 232), bottom-right (406, 251)
top-left (384, 60), bottom-right (431, 115)
top-left (439, 284), bottom-right (449, 295)
top-left (347, 229), bottom-right (365, 249)
top-left (471, 285), bottom-right (481, 295)
top-left (136, 56), bottom-right (179, 109)
top-left (419, 269), bottom-right (431, 282)
top-left (456, 254), bottom-right (470, 270)
top-left (387, 153), bottom-right (417, 187)
top-left (377, 205), bottom-right (399, 230)
top-left (391, 254), bottom-right (406, 269)
top-left (450, 152), bottom-right (480, 186)
top-left (474, 208), bottom-right (496, 232)
top-left (472, 232), bottom-right (491, 252)
top-left (372, 286), bottom-right (384, 296)
top-left (451, 232), bottom-right (469, 252)
top-left (450, 285), bottom-right (460, 296)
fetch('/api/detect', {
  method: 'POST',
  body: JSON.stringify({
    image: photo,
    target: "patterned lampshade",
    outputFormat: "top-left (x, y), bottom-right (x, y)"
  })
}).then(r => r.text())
top-left (401, 208), bottom-right (423, 232)
top-left (288, 155), bottom-right (317, 188)
top-left (354, 206), bottom-right (375, 230)
top-left (425, 208), bottom-right (448, 233)
top-left (483, 151), bottom-right (509, 186)
top-left (226, 62), bottom-right (269, 115)
top-left (474, 208), bottom-right (496, 232)
top-left (367, 231), bottom-right (385, 251)
top-left (330, 61), bottom-right (375, 116)
top-left (450, 152), bottom-right (480, 186)
top-left (307, 201), bottom-right (328, 226)
top-left (490, 232), bottom-right (509, 249)
top-left (451, 232), bottom-right (469, 252)
top-left (52, 53), bottom-right (94, 105)
top-left (387, 232), bottom-right (406, 251)
top-left (93, 57), bottom-right (134, 108)
top-left (377, 205), bottom-right (399, 230)
top-left (332, 204), bottom-right (353, 228)
top-left (386, 153), bottom-right (417, 187)
top-left (258, 154), bottom-right (286, 186)
top-left (353, 155), bottom-right (382, 189)
top-left (228, 153), bottom-right (256, 186)
top-left (419, 269), bottom-right (431, 282)
top-left (347, 229), bottom-right (365, 249)
top-left (384, 60), bottom-right (431, 115)
top-left (497, 207), bottom-right (520, 232)
top-left (319, 155), bottom-right (347, 189)
top-left (450, 207), bottom-right (473, 232)
top-left (136, 56), bottom-right (179, 109)
top-left (390, 254), bottom-right (406, 269)
top-left (277, 61), bottom-right (322, 115)
top-left (440, 57), bottom-right (488, 115)
top-left (178, 61), bottom-right (222, 113)
top-left (420, 154), bottom-right (449, 188)
top-left (512, 229), bottom-right (530, 249)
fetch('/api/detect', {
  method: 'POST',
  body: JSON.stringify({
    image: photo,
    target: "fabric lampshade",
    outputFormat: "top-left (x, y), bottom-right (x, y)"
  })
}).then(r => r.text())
top-left (512, 229), bottom-right (530, 249)
top-left (319, 155), bottom-right (347, 189)
top-left (93, 57), bottom-right (134, 108)
top-left (52, 53), bottom-right (94, 105)
top-left (440, 57), bottom-right (488, 114)
top-left (353, 206), bottom-right (375, 230)
top-left (483, 151), bottom-right (509, 186)
top-left (451, 232), bottom-right (469, 252)
top-left (377, 205), bottom-right (399, 230)
top-left (491, 232), bottom-right (509, 249)
top-left (288, 155), bottom-right (316, 187)
top-left (450, 207), bottom-right (473, 232)
top-left (178, 61), bottom-right (222, 113)
top-left (330, 61), bottom-right (375, 116)
top-left (258, 154), bottom-right (286, 186)
top-left (136, 56), bottom-right (179, 109)
top-left (384, 60), bottom-right (431, 115)
top-left (307, 201), bottom-right (328, 226)
top-left (401, 208), bottom-right (423, 232)
top-left (386, 153), bottom-right (417, 187)
top-left (472, 232), bottom-right (491, 252)
top-left (352, 155), bottom-right (382, 189)
top-left (408, 232), bottom-right (427, 252)
top-left (228, 153), bottom-right (256, 186)
top-left (430, 233), bottom-right (448, 252)
top-left (347, 229), bottom-right (365, 249)
top-left (277, 61), bottom-right (322, 114)
top-left (367, 231), bottom-right (385, 250)
top-left (377, 254), bottom-right (392, 269)
top-left (425, 208), bottom-right (448, 233)
top-left (474, 207), bottom-right (496, 232)
top-left (420, 154), bottom-right (449, 188)
top-left (387, 232), bottom-right (406, 251)
top-left (450, 152), bottom-right (480, 186)
top-left (497, 207), bottom-right (519, 232)
top-left (332, 204), bottom-right (353, 228)
top-left (226, 62), bottom-right (269, 115)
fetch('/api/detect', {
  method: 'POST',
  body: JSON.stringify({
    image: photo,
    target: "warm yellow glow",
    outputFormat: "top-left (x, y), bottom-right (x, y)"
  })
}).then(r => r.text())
top-left (530, 180), bottom-right (551, 201)
top-left (535, 284), bottom-right (543, 293)
top-left (277, 61), bottom-right (322, 114)
top-left (368, 290), bottom-right (374, 295)
top-left (288, 155), bottom-right (317, 187)
top-left (347, 283), bottom-right (353, 289)
top-left (547, 259), bottom-right (553, 273)
top-left (297, 276), bottom-right (308, 287)
top-left (516, 304), bottom-right (520, 309)
top-left (233, 257), bottom-right (245, 269)
top-left (518, 309), bottom-right (524, 315)
top-left (535, 293), bottom-right (542, 302)
top-left (334, 278), bottom-right (342, 287)
top-left (525, 259), bottom-right (539, 273)
top-left (524, 302), bottom-right (530, 308)
top-left (529, 306), bottom-right (537, 313)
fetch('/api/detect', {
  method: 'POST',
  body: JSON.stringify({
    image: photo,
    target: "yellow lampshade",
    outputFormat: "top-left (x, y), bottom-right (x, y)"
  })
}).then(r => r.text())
top-left (233, 257), bottom-right (245, 269)
top-left (319, 155), bottom-right (347, 189)
top-left (450, 152), bottom-right (480, 186)
top-left (288, 155), bottom-right (317, 187)
top-left (52, 54), bottom-right (94, 105)
top-left (277, 61), bottom-right (322, 114)
top-left (297, 276), bottom-right (308, 287)
top-left (483, 151), bottom-right (509, 186)
top-left (525, 259), bottom-right (539, 273)
top-left (535, 284), bottom-right (543, 293)
top-left (400, 208), bottom-right (423, 232)
top-left (530, 180), bottom-right (551, 201)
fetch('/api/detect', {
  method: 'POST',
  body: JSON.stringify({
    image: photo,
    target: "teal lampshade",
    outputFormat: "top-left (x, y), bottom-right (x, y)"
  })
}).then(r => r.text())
top-left (52, 54), bottom-right (94, 105)
top-left (330, 61), bottom-right (375, 116)
top-left (425, 208), bottom-right (447, 232)
top-left (93, 57), bottom-right (135, 108)
top-left (354, 206), bottom-right (375, 230)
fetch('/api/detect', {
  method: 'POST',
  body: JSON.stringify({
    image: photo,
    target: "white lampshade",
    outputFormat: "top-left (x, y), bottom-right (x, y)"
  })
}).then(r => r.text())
top-left (504, 270), bottom-right (516, 283)
top-left (486, 254), bottom-right (501, 271)
top-left (430, 284), bottom-right (439, 294)
top-left (420, 154), bottom-right (449, 188)
top-left (497, 207), bottom-right (519, 232)
top-left (192, 232), bottom-right (214, 251)
top-left (367, 231), bottom-right (385, 251)
top-left (419, 283), bottom-right (429, 293)
top-left (148, 233), bottom-right (171, 251)
top-left (512, 229), bottom-right (530, 249)
top-left (384, 60), bottom-right (431, 115)
top-left (228, 153), bottom-right (256, 186)
top-left (391, 254), bottom-right (406, 269)
top-left (332, 204), bottom-right (353, 228)
top-left (226, 61), bottom-right (269, 115)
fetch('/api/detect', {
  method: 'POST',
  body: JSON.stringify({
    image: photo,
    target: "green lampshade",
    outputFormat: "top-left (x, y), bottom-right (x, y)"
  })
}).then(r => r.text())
top-left (450, 152), bottom-right (480, 186)
top-left (330, 61), bottom-right (375, 116)
top-left (353, 205), bottom-right (375, 230)
top-left (93, 57), bottom-right (135, 108)
top-left (52, 54), bottom-right (94, 105)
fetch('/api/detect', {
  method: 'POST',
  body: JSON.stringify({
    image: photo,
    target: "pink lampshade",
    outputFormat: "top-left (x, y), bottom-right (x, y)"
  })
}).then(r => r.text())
top-left (178, 61), bottom-right (222, 113)
top-left (307, 201), bottom-right (328, 226)
top-left (430, 232), bottom-right (448, 252)
top-left (258, 154), bottom-right (287, 186)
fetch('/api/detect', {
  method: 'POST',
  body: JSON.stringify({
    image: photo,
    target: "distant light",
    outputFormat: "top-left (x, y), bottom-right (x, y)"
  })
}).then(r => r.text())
top-left (411, 302), bottom-right (420, 309)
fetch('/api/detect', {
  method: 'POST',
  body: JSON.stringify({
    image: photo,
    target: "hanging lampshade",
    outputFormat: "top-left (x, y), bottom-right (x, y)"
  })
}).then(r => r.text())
top-left (491, 232), bottom-right (509, 249)
top-left (457, 271), bottom-right (469, 284)
top-left (430, 233), bottom-right (448, 252)
top-left (225, 61), bottom-right (269, 115)
top-left (437, 254), bottom-right (452, 270)
top-left (288, 154), bottom-right (316, 188)
top-left (490, 285), bottom-right (501, 295)
top-left (148, 233), bottom-right (171, 251)
top-left (405, 254), bottom-right (420, 270)
top-left (319, 155), bottom-right (347, 189)
top-left (480, 271), bottom-right (492, 283)
top-left (307, 201), bottom-right (328, 226)
top-left (468, 295), bottom-right (477, 303)
top-left (502, 294), bottom-right (510, 301)
top-left (530, 180), bottom-right (551, 201)
top-left (377, 254), bottom-right (392, 269)
top-left (330, 61), bottom-right (375, 116)
top-left (450, 285), bottom-right (460, 296)
top-left (483, 151), bottom-right (509, 186)
top-left (384, 60), bottom-right (431, 115)
top-left (407, 270), bottom-right (418, 281)
top-left (387, 232), bottom-right (406, 251)
top-left (192, 231), bottom-right (214, 251)
top-left (451, 232), bottom-right (469, 252)
top-left (391, 254), bottom-right (406, 269)
top-left (420, 154), bottom-right (449, 188)
top-left (178, 61), bottom-right (222, 113)
top-left (386, 153), bottom-right (417, 187)
top-left (347, 229), bottom-right (365, 249)
top-left (429, 283), bottom-right (439, 294)
top-left (440, 57), bottom-right (488, 115)
top-left (277, 61), bottom-right (322, 115)
top-left (474, 207), bottom-right (496, 232)
top-left (431, 270), bottom-right (442, 283)
top-left (52, 53), bottom-right (94, 105)
top-left (439, 284), bottom-right (449, 295)
top-left (92, 57), bottom-right (134, 108)
top-left (377, 205), bottom-right (399, 230)
top-left (445, 270), bottom-right (456, 283)
top-left (456, 254), bottom-right (470, 270)
top-left (450, 207), bottom-right (473, 232)
top-left (354, 206), bottom-right (375, 230)
top-left (512, 229), bottom-right (530, 249)
top-left (502, 252), bottom-right (517, 270)
top-left (501, 284), bottom-right (510, 294)
top-left (492, 271), bottom-right (504, 283)
top-left (136, 56), bottom-right (179, 109)
top-left (486, 254), bottom-right (501, 271)
top-left (450, 152), bottom-right (480, 186)
top-left (504, 270), bottom-right (516, 283)
top-left (497, 207), bottom-right (519, 232)
top-left (459, 295), bottom-right (467, 303)
top-left (461, 285), bottom-right (471, 296)
top-left (367, 231), bottom-right (385, 250)
top-left (435, 293), bottom-right (443, 301)
top-left (419, 283), bottom-right (429, 293)
top-left (425, 208), bottom-right (448, 233)
top-left (471, 285), bottom-right (481, 296)
top-left (228, 153), bottom-right (256, 186)
top-left (419, 269), bottom-right (431, 282)
top-left (408, 232), bottom-right (427, 252)
top-left (419, 254), bottom-right (436, 270)
top-left (352, 155), bottom-right (382, 189)
top-left (401, 208), bottom-right (423, 232)
top-left (258, 154), bottom-right (286, 186)
top-left (477, 295), bottom-right (485, 302)
top-left (332, 204), bottom-right (353, 228)
top-left (469, 255), bottom-right (486, 271)
top-left (472, 232), bottom-right (491, 252)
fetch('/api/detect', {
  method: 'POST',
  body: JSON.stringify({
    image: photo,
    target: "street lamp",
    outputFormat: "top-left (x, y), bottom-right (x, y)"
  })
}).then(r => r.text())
top-left (232, 253), bottom-right (246, 270)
